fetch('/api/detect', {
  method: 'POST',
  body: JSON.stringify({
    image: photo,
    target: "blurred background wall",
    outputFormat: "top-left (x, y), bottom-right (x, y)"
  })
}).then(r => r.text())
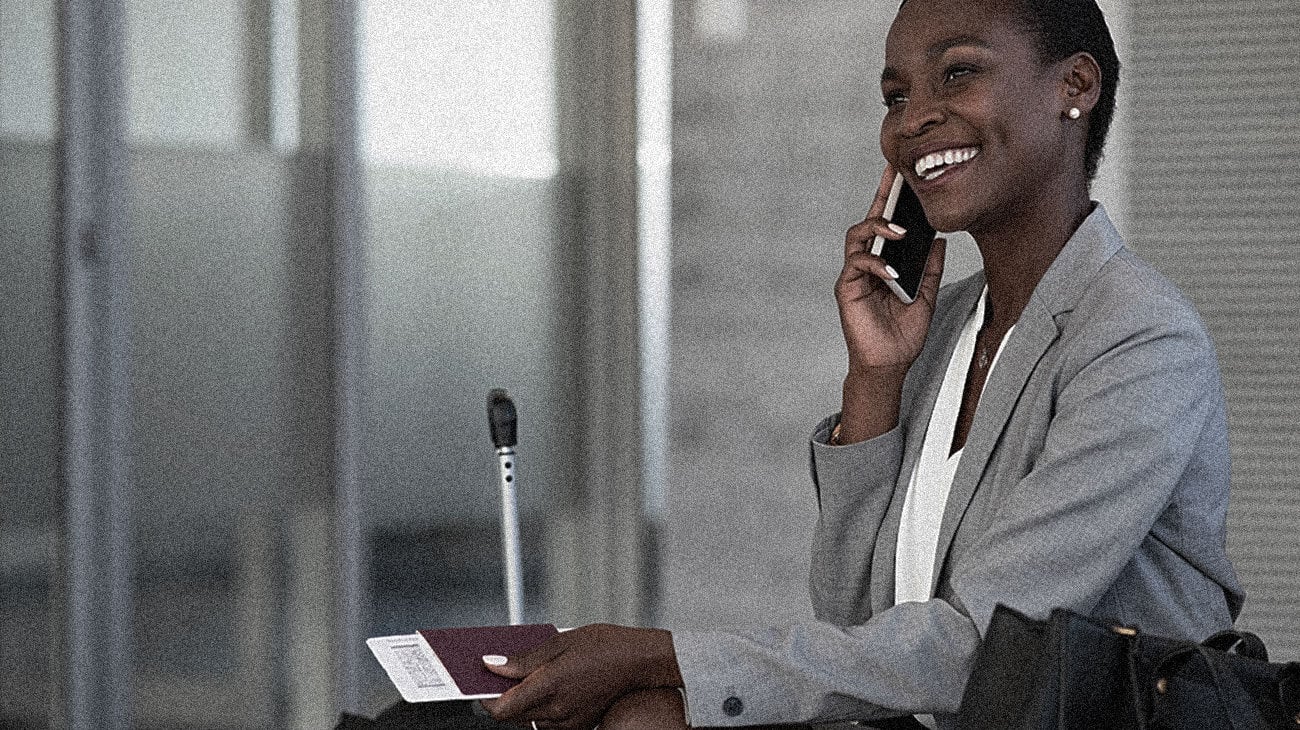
top-left (2, 0), bottom-right (1297, 728)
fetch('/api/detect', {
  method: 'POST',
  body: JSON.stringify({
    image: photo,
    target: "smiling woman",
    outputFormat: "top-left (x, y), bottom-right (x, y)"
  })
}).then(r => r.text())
top-left (406, 1), bottom-right (1243, 729)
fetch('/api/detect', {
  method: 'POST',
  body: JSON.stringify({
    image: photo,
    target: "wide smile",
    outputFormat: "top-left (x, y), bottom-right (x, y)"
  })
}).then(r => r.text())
top-left (913, 146), bottom-right (981, 182)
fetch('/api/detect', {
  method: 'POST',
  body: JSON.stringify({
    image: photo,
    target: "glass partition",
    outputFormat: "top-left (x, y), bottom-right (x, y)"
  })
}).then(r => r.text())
top-left (124, 0), bottom-right (302, 725)
top-left (4, 0), bottom-right (618, 724)
top-left (357, 0), bottom-right (574, 708)
top-left (0, 0), bottom-right (59, 725)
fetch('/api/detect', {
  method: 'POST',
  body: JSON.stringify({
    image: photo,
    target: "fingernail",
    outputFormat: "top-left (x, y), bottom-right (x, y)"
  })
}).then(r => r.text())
top-left (482, 655), bottom-right (508, 666)
top-left (888, 223), bottom-right (907, 235)
top-left (885, 265), bottom-right (900, 279)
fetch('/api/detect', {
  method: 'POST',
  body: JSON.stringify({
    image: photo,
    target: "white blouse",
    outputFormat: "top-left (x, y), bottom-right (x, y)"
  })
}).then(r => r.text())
top-left (894, 289), bottom-right (1014, 606)
top-left (894, 289), bottom-right (1012, 729)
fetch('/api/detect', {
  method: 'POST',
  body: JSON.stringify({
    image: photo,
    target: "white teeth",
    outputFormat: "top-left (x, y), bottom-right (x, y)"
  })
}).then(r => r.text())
top-left (913, 147), bottom-right (980, 179)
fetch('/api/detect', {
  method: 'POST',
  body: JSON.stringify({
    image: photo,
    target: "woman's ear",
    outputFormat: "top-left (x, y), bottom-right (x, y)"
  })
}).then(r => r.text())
top-left (1061, 51), bottom-right (1103, 117)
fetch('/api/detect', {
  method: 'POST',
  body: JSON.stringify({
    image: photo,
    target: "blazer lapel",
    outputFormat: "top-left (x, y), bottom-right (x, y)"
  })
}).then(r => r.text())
top-left (927, 204), bottom-right (1126, 594)
top-left (929, 300), bottom-right (1059, 593)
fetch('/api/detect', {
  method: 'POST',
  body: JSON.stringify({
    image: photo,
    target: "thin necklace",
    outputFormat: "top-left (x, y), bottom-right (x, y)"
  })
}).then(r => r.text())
top-left (975, 324), bottom-right (993, 369)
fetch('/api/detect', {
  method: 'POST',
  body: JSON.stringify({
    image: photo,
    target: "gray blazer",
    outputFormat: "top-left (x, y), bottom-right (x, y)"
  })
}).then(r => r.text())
top-left (672, 205), bottom-right (1244, 728)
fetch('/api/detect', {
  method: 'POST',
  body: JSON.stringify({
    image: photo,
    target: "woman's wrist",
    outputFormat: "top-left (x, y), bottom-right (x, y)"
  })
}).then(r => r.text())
top-left (644, 628), bottom-right (684, 689)
top-left (838, 366), bottom-right (906, 444)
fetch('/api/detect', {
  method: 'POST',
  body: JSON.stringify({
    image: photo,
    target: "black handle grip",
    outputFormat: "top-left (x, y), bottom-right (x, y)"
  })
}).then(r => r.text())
top-left (1203, 630), bottom-right (1268, 661)
top-left (487, 388), bottom-right (518, 448)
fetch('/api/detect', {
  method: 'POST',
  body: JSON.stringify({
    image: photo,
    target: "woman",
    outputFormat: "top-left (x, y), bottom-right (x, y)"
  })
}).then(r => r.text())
top-left (478, 0), bottom-right (1244, 727)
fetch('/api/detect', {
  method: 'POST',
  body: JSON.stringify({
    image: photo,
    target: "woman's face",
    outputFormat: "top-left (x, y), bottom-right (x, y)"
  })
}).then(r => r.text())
top-left (880, 0), bottom-right (1070, 235)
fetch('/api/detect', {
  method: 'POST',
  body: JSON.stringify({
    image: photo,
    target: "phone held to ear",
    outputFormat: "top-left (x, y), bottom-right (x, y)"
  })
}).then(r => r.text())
top-left (871, 173), bottom-right (938, 304)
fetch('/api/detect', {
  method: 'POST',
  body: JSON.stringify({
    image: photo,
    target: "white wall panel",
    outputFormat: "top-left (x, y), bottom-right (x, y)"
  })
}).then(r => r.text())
top-left (1128, 0), bottom-right (1300, 661)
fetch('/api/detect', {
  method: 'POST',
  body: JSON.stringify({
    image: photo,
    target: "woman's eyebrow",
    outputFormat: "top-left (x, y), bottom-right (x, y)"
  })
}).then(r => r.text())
top-left (881, 34), bottom-right (993, 84)
top-left (927, 34), bottom-right (992, 58)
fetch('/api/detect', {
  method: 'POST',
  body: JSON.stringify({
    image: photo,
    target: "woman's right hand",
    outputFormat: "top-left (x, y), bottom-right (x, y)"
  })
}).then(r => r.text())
top-left (833, 165), bottom-right (946, 443)
top-left (836, 165), bottom-right (946, 373)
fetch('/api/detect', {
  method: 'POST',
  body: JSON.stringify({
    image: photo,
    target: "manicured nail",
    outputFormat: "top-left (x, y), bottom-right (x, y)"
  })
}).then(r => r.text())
top-left (483, 655), bottom-right (508, 666)
top-left (884, 265), bottom-right (900, 280)
top-left (887, 223), bottom-right (907, 235)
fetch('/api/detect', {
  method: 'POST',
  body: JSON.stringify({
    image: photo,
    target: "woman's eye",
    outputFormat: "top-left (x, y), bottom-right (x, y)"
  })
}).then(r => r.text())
top-left (944, 65), bottom-right (975, 83)
top-left (882, 92), bottom-right (907, 109)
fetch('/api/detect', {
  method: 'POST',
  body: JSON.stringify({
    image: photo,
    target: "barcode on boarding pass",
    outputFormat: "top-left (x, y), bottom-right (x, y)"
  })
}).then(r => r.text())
top-left (391, 642), bottom-right (447, 689)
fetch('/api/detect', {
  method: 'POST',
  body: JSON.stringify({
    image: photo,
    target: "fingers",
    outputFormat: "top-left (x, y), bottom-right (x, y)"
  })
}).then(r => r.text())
top-left (844, 218), bottom-right (907, 260)
top-left (483, 635), bottom-right (568, 679)
top-left (480, 637), bottom-right (571, 719)
top-left (480, 676), bottom-right (549, 722)
top-left (483, 673), bottom-right (600, 730)
top-left (481, 624), bottom-right (671, 730)
top-left (836, 246), bottom-right (903, 312)
top-left (842, 252), bottom-right (900, 285)
top-left (482, 654), bottom-right (520, 679)
top-left (846, 163), bottom-right (901, 259)
top-left (480, 651), bottom-right (590, 727)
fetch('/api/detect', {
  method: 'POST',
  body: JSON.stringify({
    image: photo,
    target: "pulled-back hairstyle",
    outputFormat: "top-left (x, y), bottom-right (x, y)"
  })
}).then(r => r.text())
top-left (900, 0), bottom-right (1121, 180)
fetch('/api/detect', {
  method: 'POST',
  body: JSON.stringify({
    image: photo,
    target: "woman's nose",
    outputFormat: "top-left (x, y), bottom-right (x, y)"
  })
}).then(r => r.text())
top-left (900, 90), bottom-right (944, 138)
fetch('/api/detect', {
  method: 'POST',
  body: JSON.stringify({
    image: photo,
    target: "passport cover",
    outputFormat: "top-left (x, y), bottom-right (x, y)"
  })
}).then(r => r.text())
top-left (417, 623), bottom-right (559, 696)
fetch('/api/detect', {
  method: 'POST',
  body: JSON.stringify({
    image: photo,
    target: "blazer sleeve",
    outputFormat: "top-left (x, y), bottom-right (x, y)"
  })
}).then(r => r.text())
top-left (806, 414), bottom-right (907, 625)
top-left (671, 295), bottom-right (1227, 727)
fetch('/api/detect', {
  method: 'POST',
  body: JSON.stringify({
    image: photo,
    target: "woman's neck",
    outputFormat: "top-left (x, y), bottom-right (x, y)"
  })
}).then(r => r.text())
top-left (971, 181), bottom-right (1094, 331)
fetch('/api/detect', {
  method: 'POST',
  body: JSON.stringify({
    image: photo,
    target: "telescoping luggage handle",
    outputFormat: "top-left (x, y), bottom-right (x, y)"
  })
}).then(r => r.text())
top-left (488, 389), bottom-right (525, 626)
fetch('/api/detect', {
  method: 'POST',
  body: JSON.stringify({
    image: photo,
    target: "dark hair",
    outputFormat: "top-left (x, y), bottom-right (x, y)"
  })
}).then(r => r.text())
top-left (900, 0), bottom-right (1121, 181)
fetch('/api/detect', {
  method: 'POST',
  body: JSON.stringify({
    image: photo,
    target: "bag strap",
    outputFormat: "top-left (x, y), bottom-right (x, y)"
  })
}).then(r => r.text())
top-left (1154, 645), bottom-right (1270, 730)
top-left (1119, 630), bottom-right (1150, 730)
top-left (1280, 662), bottom-right (1300, 718)
top-left (1202, 630), bottom-right (1269, 661)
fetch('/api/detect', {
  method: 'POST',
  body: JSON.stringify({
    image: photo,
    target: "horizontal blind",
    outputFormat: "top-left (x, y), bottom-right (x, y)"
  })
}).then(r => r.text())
top-left (1128, 1), bottom-right (1300, 660)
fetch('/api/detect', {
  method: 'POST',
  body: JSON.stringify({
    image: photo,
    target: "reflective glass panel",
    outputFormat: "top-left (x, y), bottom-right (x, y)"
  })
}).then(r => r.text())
top-left (0, 0), bottom-right (60, 725)
top-left (125, 0), bottom-right (301, 725)
top-left (358, 0), bottom-right (571, 708)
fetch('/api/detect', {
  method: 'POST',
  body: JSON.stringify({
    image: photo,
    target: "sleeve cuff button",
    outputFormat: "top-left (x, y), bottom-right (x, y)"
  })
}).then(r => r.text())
top-left (722, 696), bottom-right (744, 717)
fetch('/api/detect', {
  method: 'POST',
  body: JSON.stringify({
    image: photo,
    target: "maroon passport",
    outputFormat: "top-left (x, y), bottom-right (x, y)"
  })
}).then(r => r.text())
top-left (418, 624), bottom-right (559, 696)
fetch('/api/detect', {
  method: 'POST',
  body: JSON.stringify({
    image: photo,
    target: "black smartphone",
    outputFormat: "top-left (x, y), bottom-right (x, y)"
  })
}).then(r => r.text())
top-left (871, 173), bottom-right (938, 304)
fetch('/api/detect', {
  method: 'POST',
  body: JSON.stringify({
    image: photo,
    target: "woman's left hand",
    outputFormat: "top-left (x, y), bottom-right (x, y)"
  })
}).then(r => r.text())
top-left (479, 623), bottom-right (682, 730)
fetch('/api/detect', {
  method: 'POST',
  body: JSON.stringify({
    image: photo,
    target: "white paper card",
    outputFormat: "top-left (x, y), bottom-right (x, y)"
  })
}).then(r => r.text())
top-left (366, 634), bottom-right (500, 702)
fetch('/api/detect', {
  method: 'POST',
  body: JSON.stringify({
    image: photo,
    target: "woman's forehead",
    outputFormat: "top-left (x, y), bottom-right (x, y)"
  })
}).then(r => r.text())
top-left (895, 0), bottom-right (1019, 20)
top-left (884, 0), bottom-right (1030, 67)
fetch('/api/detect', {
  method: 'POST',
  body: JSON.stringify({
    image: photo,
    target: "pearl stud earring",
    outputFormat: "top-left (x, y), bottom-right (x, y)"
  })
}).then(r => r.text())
top-left (1068, 107), bottom-right (1082, 120)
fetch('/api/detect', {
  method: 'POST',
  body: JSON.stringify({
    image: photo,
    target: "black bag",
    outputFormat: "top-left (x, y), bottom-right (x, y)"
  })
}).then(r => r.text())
top-left (954, 604), bottom-right (1300, 729)
top-left (335, 700), bottom-right (508, 729)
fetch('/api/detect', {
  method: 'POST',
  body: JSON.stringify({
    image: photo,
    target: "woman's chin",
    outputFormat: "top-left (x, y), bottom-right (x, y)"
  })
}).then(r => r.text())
top-left (913, 193), bottom-right (970, 234)
top-left (924, 210), bottom-right (968, 235)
